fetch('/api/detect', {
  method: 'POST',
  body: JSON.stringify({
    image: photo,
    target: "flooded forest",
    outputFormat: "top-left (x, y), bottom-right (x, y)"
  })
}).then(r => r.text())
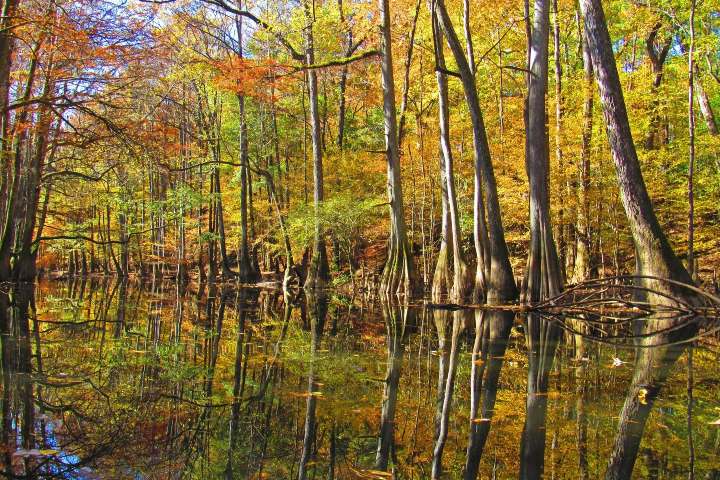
top-left (1, 0), bottom-right (720, 478)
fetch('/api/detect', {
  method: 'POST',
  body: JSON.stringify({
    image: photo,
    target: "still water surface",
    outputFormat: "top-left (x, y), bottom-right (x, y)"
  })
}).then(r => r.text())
top-left (1, 279), bottom-right (719, 479)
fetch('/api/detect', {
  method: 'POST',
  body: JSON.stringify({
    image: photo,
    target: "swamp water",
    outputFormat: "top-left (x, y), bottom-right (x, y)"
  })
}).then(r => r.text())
top-left (1, 279), bottom-right (719, 479)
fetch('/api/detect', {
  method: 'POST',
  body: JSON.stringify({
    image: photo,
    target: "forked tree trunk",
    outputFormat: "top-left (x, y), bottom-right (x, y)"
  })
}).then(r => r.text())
top-left (643, 20), bottom-right (672, 150)
top-left (378, 0), bottom-right (421, 297)
top-left (303, 0), bottom-right (330, 290)
top-left (522, 0), bottom-right (563, 303)
top-left (430, 10), bottom-right (472, 302)
top-left (434, 0), bottom-right (518, 304)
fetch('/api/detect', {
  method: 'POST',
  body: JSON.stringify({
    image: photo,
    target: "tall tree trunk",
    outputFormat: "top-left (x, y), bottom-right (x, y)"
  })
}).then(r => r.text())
top-left (234, 5), bottom-right (260, 283)
top-left (580, 0), bottom-right (694, 297)
top-left (553, 0), bottom-right (571, 277)
top-left (434, 0), bottom-right (518, 304)
top-left (430, 10), bottom-right (471, 301)
top-left (15, 79), bottom-right (55, 281)
top-left (687, 0), bottom-right (696, 279)
top-left (0, 39), bottom-right (40, 280)
top-left (214, 166), bottom-right (235, 279)
top-left (0, 0), bottom-right (20, 236)
top-left (336, 0), bottom-right (351, 151)
top-left (396, 0), bottom-right (421, 151)
top-left (303, 0), bottom-right (330, 290)
top-left (522, 0), bottom-right (563, 303)
top-left (580, 3), bottom-right (701, 478)
top-left (431, 139), bottom-right (451, 300)
top-left (378, 0), bottom-right (420, 297)
top-left (572, 22), bottom-right (594, 284)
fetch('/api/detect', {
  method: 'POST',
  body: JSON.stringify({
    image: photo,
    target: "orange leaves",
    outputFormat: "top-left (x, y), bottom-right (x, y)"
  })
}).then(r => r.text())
top-left (210, 57), bottom-right (291, 99)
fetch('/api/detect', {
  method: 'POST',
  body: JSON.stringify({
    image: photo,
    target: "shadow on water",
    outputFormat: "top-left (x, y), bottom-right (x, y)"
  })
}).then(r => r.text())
top-left (0, 279), bottom-right (718, 478)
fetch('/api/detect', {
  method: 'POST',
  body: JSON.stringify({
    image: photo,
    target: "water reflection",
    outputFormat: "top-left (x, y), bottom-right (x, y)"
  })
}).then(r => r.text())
top-left (465, 310), bottom-right (514, 479)
top-left (0, 280), bottom-right (717, 478)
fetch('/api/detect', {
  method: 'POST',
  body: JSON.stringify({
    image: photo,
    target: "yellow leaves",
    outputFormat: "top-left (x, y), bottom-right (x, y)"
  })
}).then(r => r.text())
top-left (638, 387), bottom-right (649, 405)
top-left (708, 418), bottom-right (720, 425)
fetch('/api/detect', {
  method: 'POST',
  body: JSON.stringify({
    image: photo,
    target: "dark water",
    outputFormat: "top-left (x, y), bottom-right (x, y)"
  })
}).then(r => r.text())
top-left (1, 279), bottom-right (718, 479)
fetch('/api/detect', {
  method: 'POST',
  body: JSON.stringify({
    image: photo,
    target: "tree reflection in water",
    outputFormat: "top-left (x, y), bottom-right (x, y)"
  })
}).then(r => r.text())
top-left (0, 280), bottom-right (717, 478)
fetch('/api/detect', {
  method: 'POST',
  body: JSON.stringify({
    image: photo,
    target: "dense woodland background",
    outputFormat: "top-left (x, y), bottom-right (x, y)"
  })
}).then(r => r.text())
top-left (1, 0), bottom-right (719, 301)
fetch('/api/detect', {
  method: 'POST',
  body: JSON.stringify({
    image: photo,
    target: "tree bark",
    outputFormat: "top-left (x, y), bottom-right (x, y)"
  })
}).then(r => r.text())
top-left (687, 0), bottom-right (696, 278)
top-left (378, 0), bottom-right (421, 297)
top-left (303, 0), bottom-right (330, 290)
top-left (235, 4), bottom-right (260, 283)
top-left (522, 0), bottom-right (563, 303)
top-left (434, 0), bottom-right (518, 304)
top-left (579, 4), bottom-right (701, 478)
top-left (0, 0), bottom-right (20, 234)
top-left (430, 10), bottom-right (472, 301)
top-left (572, 22), bottom-right (594, 284)
top-left (580, 0), bottom-right (694, 298)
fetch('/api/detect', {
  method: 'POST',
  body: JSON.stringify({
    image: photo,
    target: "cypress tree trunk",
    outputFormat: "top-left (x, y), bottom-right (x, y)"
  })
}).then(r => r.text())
top-left (0, 0), bottom-right (20, 244)
top-left (522, 0), bottom-right (563, 303)
top-left (434, 0), bottom-right (518, 304)
top-left (430, 10), bottom-right (472, 302)
top-left (580, 0), bottom-right (694, 297)
top-left (572, 24), bottom-right (594, 284)
top-left (234, 5), bottom-right (260, 283)
top-left (303, 0), bottom-right (330, 290)
top-left (580, 2), bottom-right (701, 477)
top-left (431, 142), bottom-right (451, 300)
top-left (378, 0), bottom-right (421, 297)
top-left (687, 1), bottom-right (696, 278)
